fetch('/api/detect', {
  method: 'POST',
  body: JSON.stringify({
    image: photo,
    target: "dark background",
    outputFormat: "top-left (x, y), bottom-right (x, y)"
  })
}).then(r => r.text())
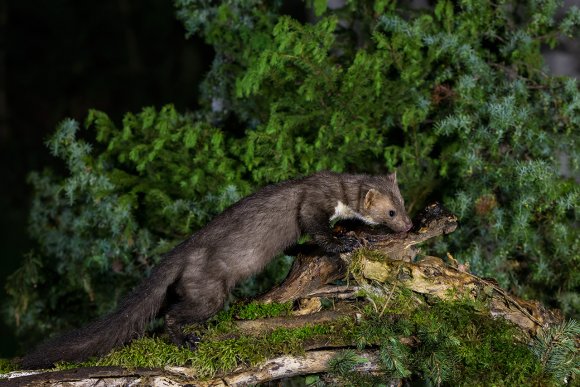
top-left (0, 0), bottom-right (213, 357)
top-left (0, 0), bottom-right (577, 359)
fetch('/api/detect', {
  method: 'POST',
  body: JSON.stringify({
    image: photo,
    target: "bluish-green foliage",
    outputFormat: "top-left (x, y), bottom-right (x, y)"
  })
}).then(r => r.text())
top-left (5, 0), bottom-right (579, 369)
top-left (334, 300), bottom-right (552, 386)
top-left (531, 319), bottom-right (580, 381)
top-left (6, 108), bottom-right (249, 339)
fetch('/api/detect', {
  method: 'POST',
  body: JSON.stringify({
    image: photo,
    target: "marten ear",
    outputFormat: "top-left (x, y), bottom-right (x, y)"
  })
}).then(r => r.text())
top-left (387, 171), bottom-right (397, 183)
top-left (364, 189), bottom-right (380, 210)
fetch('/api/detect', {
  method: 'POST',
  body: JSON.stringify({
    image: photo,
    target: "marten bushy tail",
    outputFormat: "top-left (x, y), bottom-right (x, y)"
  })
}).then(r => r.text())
top-left (21, 253), bottom-right (184, 369)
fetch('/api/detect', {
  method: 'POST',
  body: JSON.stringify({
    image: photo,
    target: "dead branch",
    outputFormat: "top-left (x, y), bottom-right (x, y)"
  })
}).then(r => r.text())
top-left (167, 350), bottom-right (385, 387)
top-left (233, 303), bottom-right (359, 336)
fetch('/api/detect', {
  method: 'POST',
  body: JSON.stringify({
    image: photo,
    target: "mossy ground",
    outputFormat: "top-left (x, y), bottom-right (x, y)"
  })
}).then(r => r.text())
top-left (228, 300), bottom-right (294, 320)
top-left (43, 295), bottom-right (562, 385)
top-left (55, 301), bottom-right (334, 377)
top-left (73, 322), bottom-right (337, 378)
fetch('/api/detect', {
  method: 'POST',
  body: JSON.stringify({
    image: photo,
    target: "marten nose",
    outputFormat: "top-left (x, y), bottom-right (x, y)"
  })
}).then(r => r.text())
top-left (404, 221), bottom-right (413, 232)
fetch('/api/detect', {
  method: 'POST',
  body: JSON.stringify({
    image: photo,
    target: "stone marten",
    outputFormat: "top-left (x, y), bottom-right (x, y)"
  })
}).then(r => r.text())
top-left (21, 171), bottom-right (412, 369)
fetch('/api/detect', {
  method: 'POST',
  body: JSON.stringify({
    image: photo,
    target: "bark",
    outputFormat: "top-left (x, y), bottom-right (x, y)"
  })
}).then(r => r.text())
top-left (169, 350), bottom-right (384, 387)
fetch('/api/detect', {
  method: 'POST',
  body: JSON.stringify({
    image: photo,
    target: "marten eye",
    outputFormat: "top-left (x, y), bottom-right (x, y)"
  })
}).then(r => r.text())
top-left (389, 210), bottom-right (396, 217)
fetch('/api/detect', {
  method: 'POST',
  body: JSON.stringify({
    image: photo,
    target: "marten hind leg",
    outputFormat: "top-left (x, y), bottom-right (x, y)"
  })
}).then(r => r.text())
top-left (165, 280), bottom-right (228, 347)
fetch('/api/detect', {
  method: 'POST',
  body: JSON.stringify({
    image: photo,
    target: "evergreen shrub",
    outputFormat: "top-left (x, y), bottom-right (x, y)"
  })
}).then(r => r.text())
top-left (6, 0), bottom-right (579, 366)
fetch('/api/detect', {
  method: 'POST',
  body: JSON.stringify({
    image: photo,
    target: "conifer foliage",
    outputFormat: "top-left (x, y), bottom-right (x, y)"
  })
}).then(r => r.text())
top-left (6, 0), bottom-right (579, 375)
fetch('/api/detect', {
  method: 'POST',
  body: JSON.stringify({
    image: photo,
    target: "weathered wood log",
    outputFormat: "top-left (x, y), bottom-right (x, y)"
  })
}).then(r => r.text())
top-left (259, 202), bottom-right (458, 303)
top-left (357, 254), bottom-right (562, 334)
top-left (1, 367), bottom-right (174, 387)
top-left (167, 350), bottom-right (385, 387)
top-left (258, 202), bottom-right (560, 333)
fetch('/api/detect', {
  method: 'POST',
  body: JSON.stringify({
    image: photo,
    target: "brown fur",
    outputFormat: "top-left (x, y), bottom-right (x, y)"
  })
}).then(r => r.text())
top-left (21, 171), bottom-right (411, 369)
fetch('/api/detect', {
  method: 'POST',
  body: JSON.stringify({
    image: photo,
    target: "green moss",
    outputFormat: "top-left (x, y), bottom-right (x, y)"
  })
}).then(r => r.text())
top-left (0, 358), bottom-right (18, 374)
top-left (182, 300), bottom-right (295, 339)
top-left (53, 321), bottom-right (339, 378)
top-left (191, 323), bottom-right (341, 377)
top-left (231, 300), bottom-right (293, 320)
top-left (348, 248), bottom-right (386, 279)
top-left (51, 338), bottom-right (195, 370)
top-left (202, 300), bottom-right (293, 326)
top-left (98, 338), bottom-right (195, 368)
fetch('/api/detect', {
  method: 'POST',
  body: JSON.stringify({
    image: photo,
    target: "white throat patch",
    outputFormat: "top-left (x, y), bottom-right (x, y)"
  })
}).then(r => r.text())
top-left (330, 201), bottom-right (378, 225)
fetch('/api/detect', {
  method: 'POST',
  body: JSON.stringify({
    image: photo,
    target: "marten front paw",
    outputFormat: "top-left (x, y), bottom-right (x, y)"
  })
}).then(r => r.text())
top-left (340, 236), bottom-right (363, 252)
top-left (322, 236), bottom-right (361, 253)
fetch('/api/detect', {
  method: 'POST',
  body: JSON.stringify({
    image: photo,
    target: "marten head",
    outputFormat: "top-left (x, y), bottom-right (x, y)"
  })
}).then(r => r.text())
top-left (360, 172), bottom-right (413, 233)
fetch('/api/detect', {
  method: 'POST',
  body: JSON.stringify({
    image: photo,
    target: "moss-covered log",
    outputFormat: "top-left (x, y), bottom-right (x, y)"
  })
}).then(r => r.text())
top-left (356, 253), bottom-right (562, 335)
top-left (5, 203), bottom-right (574, 386)
top-left (259, 202), bottom-right (562, 335)
top-left (259, 202), bottom-right (460, 303)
